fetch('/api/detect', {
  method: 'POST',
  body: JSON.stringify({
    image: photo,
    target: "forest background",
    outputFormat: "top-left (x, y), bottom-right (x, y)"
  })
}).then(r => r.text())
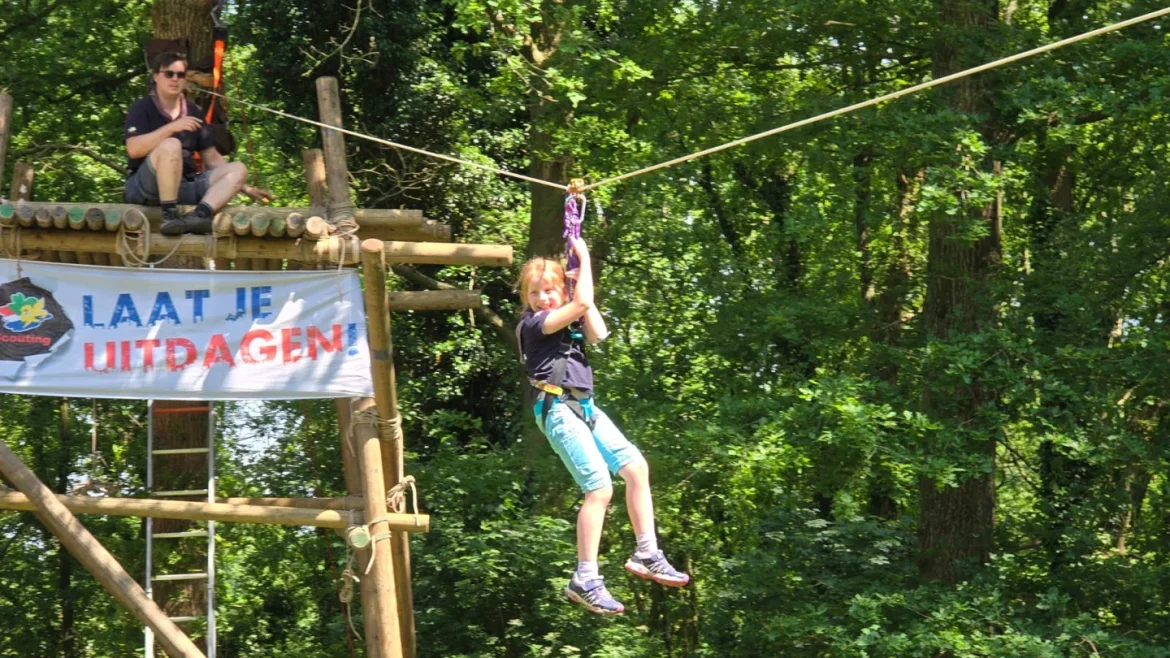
top-left (2, 0), bottom-right (1170, 656)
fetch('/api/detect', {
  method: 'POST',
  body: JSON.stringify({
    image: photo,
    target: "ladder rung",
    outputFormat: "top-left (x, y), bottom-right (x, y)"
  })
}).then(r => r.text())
top-left (154, 530), bottom-right (209, 539)
top-left (167, 616), bottom-right (202, 623)
top-left (152, 572), bottom-right (209, 582)
top-left (153, 489), bottom-right (210, 497)
top-left (153, 447), bottom-right (210, 455)
top-left (152, 406), bottom-right (211, 414)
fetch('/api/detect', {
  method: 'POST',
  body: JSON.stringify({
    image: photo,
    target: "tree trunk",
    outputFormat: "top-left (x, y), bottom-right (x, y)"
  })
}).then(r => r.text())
top-left (149, 3), bottom-right (216, 651)
top-left (527, 100), bottom-right (571, 258)
top-left (917, 0), bottom-right (1003, 584)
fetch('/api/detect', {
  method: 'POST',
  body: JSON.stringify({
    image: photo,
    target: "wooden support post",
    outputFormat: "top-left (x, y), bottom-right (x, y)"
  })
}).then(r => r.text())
top-left (0, 492), bottom-right (425, 531)
top-left (303, 149), bottom-right (328, 214)
top-left (361, 239), bottom-right (416, 658)
top-left (336, 398), bottom-right (381, 658)
top-left (9, 162), bottom-right (33, 201)
top-left (386, 290), bottom-right (483, 312)
top-left (0, 93), bottom-right (11, 184)
top-left (314, 77), bottom-right (352, 214)
top-left (0, 441), bottom-right (205, 658)
top-left (352, 396), bottom-right (404, 658)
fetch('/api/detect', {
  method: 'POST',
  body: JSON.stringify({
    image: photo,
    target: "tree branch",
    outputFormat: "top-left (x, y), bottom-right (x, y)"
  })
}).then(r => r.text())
top-left (0, 0), bottom-right (70, 41)
top-left (16, 143), bottom-right (125, 174)
top-left (390, 264), bottom-right (518, 352)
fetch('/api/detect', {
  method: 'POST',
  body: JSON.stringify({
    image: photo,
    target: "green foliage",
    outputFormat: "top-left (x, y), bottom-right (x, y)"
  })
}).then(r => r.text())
top-left (5, 0), bottom-right (1170, 656)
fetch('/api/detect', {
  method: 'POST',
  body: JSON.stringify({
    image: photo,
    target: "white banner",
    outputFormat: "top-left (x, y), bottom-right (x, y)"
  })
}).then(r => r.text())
top-left (0, 259), bottom-right (373, 400)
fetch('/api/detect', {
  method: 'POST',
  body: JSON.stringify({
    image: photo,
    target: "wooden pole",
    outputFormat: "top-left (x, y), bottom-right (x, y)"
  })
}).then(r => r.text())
top-left (386, 290), bottom-right (482, 312)
top-left (314, 77), bottom-right (352, 212)
top-left (352, 397), bottom-right (404, 658)
top-left (9, 162), bottom-right (33, 201)
top-left (335, 398), bottom-right (382, 658)
top-left (0, 441), bottom-right (205, 658)
top-left (303, 149), bottom-right (328, 214)
top-left (361, 239), bottom-right (416, 658)
top-left (0, 93), bottom-right (11, 184)
top-left (0, 492), bottom-right (426, 531)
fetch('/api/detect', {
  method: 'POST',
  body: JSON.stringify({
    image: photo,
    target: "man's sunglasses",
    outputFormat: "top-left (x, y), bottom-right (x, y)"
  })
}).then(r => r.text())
top-left (159, 70), bottom-right (187, 79)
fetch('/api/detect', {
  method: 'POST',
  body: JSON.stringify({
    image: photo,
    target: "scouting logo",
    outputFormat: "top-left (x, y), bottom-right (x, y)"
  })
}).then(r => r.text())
top-left (0, 292), bottom-right (54, 332)
top-left (0, 278), bottom-right (73, 369)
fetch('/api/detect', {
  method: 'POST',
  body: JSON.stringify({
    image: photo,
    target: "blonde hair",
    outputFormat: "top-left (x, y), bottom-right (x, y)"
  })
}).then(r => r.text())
top-left (517, 257), bottom-right (566, 312)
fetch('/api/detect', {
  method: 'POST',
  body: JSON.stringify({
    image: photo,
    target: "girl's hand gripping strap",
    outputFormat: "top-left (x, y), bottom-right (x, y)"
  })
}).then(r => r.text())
top-left (563, 178), bottom-right (587, 301)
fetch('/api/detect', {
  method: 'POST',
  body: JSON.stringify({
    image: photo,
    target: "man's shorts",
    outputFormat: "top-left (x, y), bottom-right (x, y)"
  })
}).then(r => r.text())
top-left (535, 396), bottom-right (645, 493)
top-left (124, 157), bottom-right (212, 205)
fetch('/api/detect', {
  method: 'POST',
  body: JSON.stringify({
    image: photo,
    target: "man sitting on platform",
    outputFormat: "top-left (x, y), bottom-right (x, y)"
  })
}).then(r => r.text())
top-left (123, 52), bottom-right (271, 236)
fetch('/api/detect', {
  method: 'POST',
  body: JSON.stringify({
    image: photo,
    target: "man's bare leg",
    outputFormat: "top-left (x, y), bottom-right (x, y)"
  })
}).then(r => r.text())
top-left (197, 162), bottom-right (247, 211)
top-left (148, 138), bottom-right (183, 204)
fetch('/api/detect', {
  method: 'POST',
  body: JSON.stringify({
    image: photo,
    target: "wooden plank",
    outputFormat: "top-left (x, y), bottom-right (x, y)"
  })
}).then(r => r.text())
top-left (0, 441), bottom-right (206, 658)
top-left (362, 240), bottom-right (416, 658)
top-left (386, 290), bottom-right (482, 312)
top-left (0, 492), bottom-right (426, 531)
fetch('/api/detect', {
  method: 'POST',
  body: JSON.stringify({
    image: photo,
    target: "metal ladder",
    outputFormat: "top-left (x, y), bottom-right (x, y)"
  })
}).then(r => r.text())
top-left (145, 401), bottom-right (217, 658)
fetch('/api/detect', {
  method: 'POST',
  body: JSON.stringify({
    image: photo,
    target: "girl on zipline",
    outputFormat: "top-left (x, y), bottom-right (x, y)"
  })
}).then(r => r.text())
top-left (517, 233), bottom-right (689, 615)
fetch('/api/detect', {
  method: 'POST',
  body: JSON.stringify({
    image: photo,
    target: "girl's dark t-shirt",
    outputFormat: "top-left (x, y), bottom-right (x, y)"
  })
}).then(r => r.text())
top-left (519, 310), bottom-right (593, 393)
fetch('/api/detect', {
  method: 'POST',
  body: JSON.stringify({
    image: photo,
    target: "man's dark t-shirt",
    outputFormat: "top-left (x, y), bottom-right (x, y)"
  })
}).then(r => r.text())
top-left (123, 95), bottom-right (215, 177)
top-left (519, 310), bottom-right (593, 394)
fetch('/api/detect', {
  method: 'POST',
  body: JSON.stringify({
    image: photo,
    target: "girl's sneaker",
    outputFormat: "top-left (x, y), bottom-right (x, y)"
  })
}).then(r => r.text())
top-left (564, 577), bottom-right (624, 615)
top-left (624, 551), bottom-right (690, 587)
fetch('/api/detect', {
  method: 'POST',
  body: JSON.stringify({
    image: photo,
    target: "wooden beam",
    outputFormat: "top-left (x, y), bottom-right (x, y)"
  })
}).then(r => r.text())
top-left (0, 93), bottom-right (11, 185)
top-left (384, 241), bottom-right (513, 267)
top-left (0, 492), bottom-right (427, 531)
top-left (386, 290), bottom-right (483, 312)
top-left (0, 201), bottom-right (449, 242)
top-left (215, 496), bottom-right (365, 510)
top-left (0, 442), bottom-right (206, 658)
top-left (10, 229), bottom-right (511, 267)
top-left (362, 239), bottom-right (416, 658)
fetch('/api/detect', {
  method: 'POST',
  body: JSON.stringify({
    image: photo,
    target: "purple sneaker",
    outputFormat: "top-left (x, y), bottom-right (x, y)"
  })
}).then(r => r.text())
top-left (564, 577), bottom-right (624, 615)
top-left (624, 551), bottom-right (690, 588)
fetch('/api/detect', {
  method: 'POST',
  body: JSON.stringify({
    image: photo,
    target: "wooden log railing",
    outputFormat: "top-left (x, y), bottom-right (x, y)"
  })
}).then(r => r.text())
top-left (0, 201), bottom-right (451, 242)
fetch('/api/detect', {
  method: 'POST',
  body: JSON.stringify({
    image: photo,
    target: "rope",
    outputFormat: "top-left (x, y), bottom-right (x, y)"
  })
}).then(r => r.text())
top-left (206, 7), bottom-right (1168, 193)
top-left (204, 89), bottom-right (565, 191)
top-left (583, 5), bottom-right (1170, 191)
top-left (386, 475), bottom-right (419, 522)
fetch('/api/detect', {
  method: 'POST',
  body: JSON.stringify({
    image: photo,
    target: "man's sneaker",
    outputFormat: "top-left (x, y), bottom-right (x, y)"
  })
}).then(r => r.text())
top-left (624, 551), bottom-right (690, 588)
top-left (160, 209), bottom-right (213, 236)
top-left (563, 577), bottom-right (624, 615)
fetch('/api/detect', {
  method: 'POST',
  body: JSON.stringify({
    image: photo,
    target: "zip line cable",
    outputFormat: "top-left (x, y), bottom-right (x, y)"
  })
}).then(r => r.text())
top-left (583, 5), bottom-right (1170, 191)
top-left (203, 89), bottom-right (566, 190)
top-left (206, 5), bottom-right (1170, 193)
